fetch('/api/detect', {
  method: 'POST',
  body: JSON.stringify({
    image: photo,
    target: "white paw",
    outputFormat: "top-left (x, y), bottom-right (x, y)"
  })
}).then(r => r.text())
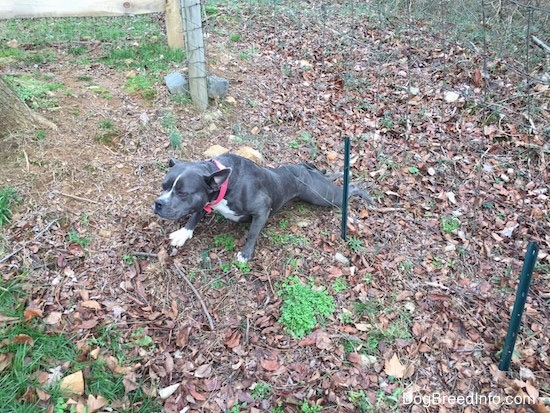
top-left (236, 252), bottom-right (249, 263)
top-left (169, 228), bottom-right (194, 247)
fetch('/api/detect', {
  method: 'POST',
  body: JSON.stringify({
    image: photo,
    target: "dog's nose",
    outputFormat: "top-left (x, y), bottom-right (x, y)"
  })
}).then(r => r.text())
top-left (153, 199), bottom-right (164, 213)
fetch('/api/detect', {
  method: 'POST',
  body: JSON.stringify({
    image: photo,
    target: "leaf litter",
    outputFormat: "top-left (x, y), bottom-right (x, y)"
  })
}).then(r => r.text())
top-left (0, 4), bottom-right (549, 413)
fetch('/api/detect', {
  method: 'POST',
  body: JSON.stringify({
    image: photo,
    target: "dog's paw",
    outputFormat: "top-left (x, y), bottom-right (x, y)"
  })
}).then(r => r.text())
top-left (170, 228), bottom-right (194, 247)
top-left (236, 251), bottom-right (249, 263)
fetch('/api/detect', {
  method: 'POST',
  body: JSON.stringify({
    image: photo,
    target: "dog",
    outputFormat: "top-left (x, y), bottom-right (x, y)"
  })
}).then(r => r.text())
top-left (153, 154), bottom-right (373, 262)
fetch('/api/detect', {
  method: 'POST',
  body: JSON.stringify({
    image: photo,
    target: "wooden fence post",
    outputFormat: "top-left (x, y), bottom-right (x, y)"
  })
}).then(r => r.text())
top-left (165, 0), bottom-right (185, 49)
top-left (182, 0), bottom-right (208, 111)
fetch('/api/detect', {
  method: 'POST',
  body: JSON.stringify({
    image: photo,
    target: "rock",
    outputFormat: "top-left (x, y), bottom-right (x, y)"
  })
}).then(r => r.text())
top-left (235, 146), bottom-right (263, 164)
top-left (165, 72), bottom-right (229, 99)
top-left (207, 75), bottom-right (229, 98)
top-left (334, 252), bottom-right (350, 266)
top-left (203, 145), bottom-right (229, 158)
top-left (164, 72), bottom-right (189, 95)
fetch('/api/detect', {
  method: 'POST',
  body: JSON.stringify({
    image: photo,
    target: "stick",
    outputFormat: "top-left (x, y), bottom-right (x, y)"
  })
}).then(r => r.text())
top-left (532, 35), bottom-right (550, 55)
top-left (366, 206), bottom-right (407, 212)
top-left (131, 252), bottom-right (158, 258)
top-left (54, 191), bottom-right (100, 204)
top-left (0, 219), bottom-right (58, 264)
top-left (173, 264), bottom-right (215, 330)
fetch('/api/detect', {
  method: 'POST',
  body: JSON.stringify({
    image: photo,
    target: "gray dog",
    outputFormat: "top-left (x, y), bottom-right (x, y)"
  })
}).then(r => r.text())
top-left (153, 154), bottom-right (373, 262)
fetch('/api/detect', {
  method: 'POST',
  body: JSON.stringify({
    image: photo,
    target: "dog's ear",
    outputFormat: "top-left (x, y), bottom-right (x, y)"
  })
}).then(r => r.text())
top-left (206, 168), bottom-right (231, 190)
top-left (168, 158), bottom-right (178, 168)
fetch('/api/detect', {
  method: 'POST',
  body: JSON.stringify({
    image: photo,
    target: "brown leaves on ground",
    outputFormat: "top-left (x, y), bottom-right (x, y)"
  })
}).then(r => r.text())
top-left (0, 3), bottom-right (549, 413)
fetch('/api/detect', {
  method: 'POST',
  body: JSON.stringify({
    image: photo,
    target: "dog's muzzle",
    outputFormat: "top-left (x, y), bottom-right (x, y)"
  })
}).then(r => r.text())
top-left (153, 198), bottom-right (165, 215)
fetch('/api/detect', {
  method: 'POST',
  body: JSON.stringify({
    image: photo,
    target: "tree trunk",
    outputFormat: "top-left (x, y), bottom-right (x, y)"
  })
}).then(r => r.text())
top-left (0, 77), bottom-right (57, 133)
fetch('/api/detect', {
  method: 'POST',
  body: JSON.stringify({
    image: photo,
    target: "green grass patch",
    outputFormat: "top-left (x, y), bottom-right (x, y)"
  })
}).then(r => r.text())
top-left (332, 277), bottom-right (348, 293)
top-left (0, 275), bottom-right (161, 411)
top-left (159, 110), bottom-right (183, 149)
top-left (349, 298), bottom-right (412, 355)
top-left (441, 215), bottom-right (460, 233)
top-left (124, 73), bottom-right (157, 100)
top-left (214, 234), bottom-right (236, 252)
top-left (0, 187), bottom-right (21, 227)
top-left (102, 41), bottom-right (185, 73)
top-left (250, 381), bottom-right (272, 400)
top-left (96, 119), bottom-right (120, 146)
top-left (268, 230), bottom-right (309, 247)
top-left (278, 276), bottom-right (335, 338)
top-left (67, 228), bottom-right (91, 247)
top-left (4, 75), bottom-right (64, 110)
top-left (1, 16), bottom-right (160, 47)
top-left (347, 236), bottom-right (364, 253)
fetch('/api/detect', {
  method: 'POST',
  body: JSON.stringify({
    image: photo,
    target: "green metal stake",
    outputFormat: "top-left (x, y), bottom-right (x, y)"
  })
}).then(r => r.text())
top-left (341, 137), bottom-right (350, 241)
top-left (498, 241), bottom-right (539, 372)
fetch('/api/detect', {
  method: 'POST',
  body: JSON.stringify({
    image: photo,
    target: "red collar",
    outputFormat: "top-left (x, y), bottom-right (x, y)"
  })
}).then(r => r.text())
top-left (204, 159), bottom-right (229, 213)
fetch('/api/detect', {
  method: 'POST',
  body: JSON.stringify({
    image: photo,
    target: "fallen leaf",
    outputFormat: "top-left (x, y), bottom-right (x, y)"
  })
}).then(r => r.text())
top-left (354, 323), bottom-right (370, 332)
top-left (223, 329), bottom-right (242, 348)
top-left (315, 330), bottom-right (332, 350)
top-left (81, 300), bottom-right (101, 310)
top-left (157, 248), bottom-right (169, 267)
top-left (24, 305), bottom-right (43, 322)
top-left (123, 372), bottom-right (140, 394)
top-left (20, 386), bottom-right (37, 403)
top-left (204, 378), bottom-right (222, 391)
top-left (44, 312), bottom-right (62, 325)
top-left (525, 380), bottom-right (539, 400)
top-left (299, 333), bottom-right (317, 347)
top-left (0, 313), bottom-right (19, 323)
top-left (473, 67), bottom-right (483, 86)
top-left (158, 383), bottom-right (180, 399)
top-left (86, 394), bottom-right (108, 413)
top-left (36, 388), bottom-right (50, 401)
top-left (75, 319), bottom-right (98, 330)
top-left (500, 223), bottom-right (519, 238)
top-left (444, 91), bottom-right (460, 102)
top-left (0, 353), bottom-right (13, 372)
top-left (384, 354), bottom-right (407, 378)
top-left (13, 334), bottom-right (34, 346)
top-left (445, 191), bottom-right (457, 205)
top-left (260, 358), bottom-right (280, 371)
top-left (194, 363), bottom-right (212, 378)
top-left (188, 385), bottom-right (206, 401)
top-left (60, 371), bottom-right (85, 395)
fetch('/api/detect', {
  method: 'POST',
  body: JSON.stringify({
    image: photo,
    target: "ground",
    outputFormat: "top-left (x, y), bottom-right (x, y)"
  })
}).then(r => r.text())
top-left (1, 3), bottom-right (549, 413)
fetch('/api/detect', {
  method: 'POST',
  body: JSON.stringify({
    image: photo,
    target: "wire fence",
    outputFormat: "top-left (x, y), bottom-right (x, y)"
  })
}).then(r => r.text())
top-left (203, 0), bottom-right (549, 134)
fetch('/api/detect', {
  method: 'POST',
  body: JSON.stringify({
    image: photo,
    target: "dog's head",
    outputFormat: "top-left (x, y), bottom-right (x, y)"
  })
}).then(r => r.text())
top-left (153, 158), bottom-right (231, 221)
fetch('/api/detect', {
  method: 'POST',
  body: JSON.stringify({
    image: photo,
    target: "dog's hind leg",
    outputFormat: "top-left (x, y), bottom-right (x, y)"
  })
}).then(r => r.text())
top-left (291, 164), bottom-right (375, 207)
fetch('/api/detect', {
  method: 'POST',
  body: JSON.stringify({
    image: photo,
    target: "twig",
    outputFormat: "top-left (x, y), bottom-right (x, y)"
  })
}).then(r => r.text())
top-left (532, 35), bottom-right (550, 55)
top-left (366, 206), bottom-right (407, 212)
top-left (22, 150), bottom-right (30, 172)
top-left (173, 264), bottom-right (215, 330)
top-left (131, 252), bottom-right (158, 258)
top-left (0, 219), bottom-right (58, 264)
top-left (54, 191), bottom-right (99, 204)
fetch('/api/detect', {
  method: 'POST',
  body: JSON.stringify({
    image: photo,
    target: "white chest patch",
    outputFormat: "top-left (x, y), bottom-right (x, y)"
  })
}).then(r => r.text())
top-left (212, 199), bottom-right (243, 222)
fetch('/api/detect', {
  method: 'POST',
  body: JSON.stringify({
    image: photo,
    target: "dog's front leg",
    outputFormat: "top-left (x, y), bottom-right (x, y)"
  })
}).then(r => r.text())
top-left (170, 210), bottom-right (206, 247)
top-left (237, 212), bottom-right (270, 262)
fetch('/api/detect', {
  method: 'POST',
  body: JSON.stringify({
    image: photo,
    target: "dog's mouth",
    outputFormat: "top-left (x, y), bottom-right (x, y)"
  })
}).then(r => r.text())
top-left (152, 201), bottom-right (190, 221)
